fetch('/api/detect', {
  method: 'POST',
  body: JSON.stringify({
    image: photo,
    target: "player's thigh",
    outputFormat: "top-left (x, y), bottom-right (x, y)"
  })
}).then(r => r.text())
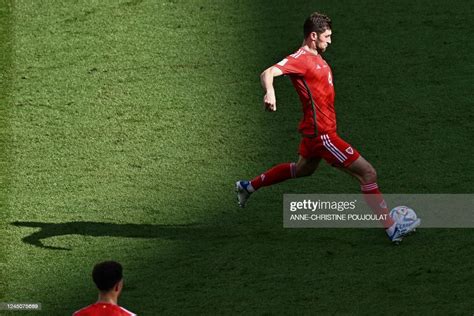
top-left (319, 133), bottom-right (359, 168)
top-left (296, 155), bottom-right (321, 177)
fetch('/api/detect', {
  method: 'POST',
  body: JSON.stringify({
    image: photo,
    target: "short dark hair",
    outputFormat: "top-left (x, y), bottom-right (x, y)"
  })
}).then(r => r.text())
top-left (92, 261), bottom-right (123, 292)
top-left (304, 12), bottom-right (332, 38)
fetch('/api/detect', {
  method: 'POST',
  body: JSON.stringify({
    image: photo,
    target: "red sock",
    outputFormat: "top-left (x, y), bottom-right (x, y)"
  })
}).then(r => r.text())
top-left (361, 183), bottom-right (394, 228)
top-left (250, 162), bottom-right (297, 190)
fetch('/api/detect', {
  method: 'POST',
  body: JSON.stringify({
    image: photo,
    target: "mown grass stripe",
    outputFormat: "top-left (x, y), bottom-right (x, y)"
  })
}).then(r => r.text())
top-left (0, 0), bottom-right (14, 301)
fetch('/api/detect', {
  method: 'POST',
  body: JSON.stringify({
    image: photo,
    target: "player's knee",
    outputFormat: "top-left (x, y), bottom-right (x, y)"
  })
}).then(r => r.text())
top-left (362, 167), bottom-right (377, 184)
top-left (296, 165), bottom-right (315, 177)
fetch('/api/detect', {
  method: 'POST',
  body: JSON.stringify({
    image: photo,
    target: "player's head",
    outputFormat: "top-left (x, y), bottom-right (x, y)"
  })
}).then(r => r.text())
top-left (304, 12), bottom-right (332, 53)
top-left (92, 261), bottom-right (123, 294)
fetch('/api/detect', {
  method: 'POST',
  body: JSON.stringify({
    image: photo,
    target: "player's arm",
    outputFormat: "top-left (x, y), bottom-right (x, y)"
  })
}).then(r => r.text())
top-left (260, 66), bottom-right (283, 112)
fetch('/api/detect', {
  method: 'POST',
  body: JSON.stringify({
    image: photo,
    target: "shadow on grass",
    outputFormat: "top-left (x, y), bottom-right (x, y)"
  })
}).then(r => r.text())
top-left (11, 221), bottom-right (242, 251)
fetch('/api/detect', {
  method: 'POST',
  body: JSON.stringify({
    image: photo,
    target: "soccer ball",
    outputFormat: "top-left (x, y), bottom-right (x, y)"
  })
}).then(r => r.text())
top-left (389, 206), bottom-right (418, 225)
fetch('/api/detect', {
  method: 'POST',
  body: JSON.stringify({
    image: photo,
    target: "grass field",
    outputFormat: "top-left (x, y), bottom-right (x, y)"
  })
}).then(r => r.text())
top-left (1, 0), bottom-right (473, 315)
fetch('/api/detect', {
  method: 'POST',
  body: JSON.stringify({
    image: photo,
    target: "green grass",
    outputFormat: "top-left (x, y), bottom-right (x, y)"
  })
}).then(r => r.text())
top-left (1, 0), bottom-right (473, 315)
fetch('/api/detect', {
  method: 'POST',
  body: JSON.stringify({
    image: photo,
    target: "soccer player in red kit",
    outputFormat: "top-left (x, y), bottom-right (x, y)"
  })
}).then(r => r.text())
top-left (236, 12), bottom-right (420, 243)
top-left (73, 261), bottom-right (136, 316)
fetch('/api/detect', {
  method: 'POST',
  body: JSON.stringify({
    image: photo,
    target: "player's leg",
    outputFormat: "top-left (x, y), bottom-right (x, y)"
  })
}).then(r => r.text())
top-left (295, 155), bottom-right (321, 178)
top-left (235, 161), bottom-right (296, 208)
top-left (342, 156), bottom-right (420, 242)
top-left (249, 155), bottom-right (320, 190)
top-left (342, 155), bottom-right (377, 184)
top-left (341, 156), bottom-right (395, 230)
top-left (317, 133), bottom-right (406, 241)
top-left (236, 137), bottom-right (321, 208)
top-left (236, 156), bottom-right (320, 207)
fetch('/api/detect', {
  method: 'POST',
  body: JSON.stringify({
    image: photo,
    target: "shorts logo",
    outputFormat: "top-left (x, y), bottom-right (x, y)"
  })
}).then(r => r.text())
top-left (345, 147), bottom-right (354, 155)
top-left (316, 64), bottom-right (321, 69)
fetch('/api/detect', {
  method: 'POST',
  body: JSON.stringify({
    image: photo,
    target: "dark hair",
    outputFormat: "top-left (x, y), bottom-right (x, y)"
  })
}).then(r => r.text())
top-left (92, 261), bottom-right (123, 292)
top-left (304, 12), bottom-right (332, 38)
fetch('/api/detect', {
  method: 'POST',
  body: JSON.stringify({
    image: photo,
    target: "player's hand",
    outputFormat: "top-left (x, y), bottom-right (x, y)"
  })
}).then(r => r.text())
top-left (263, 90), bottom-right (277, 112)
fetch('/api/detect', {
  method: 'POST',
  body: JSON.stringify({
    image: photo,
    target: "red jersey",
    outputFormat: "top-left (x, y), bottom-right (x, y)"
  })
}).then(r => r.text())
top-left (73, 302), bottom-right (136, 316)
top-left (274, 48), bottom-right (336, 136)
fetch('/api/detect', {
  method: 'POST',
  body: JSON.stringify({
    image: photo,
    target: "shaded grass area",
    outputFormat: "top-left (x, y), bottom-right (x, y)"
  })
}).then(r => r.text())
top-left (7, 221), bottom-right (474, 314)
top-left (1, 0), bottom-right (473, 315)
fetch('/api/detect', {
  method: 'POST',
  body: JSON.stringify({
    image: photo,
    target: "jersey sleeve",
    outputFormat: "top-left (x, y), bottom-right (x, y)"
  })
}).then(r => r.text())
top-left (273, 52), bottom-right (308, 76)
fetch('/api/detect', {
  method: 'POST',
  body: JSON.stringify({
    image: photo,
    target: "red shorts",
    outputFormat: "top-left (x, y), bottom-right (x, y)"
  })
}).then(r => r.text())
top-left (298, 133), bottom-right (360, 167)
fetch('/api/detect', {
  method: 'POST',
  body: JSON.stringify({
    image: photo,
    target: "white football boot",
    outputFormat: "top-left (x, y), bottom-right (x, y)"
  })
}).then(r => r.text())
top-left (388, 217), bottom-right (421, 244)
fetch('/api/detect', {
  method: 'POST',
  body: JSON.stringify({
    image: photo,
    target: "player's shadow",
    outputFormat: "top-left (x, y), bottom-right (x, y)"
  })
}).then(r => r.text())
top-left (11, 221), bottom-right (240, 251)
